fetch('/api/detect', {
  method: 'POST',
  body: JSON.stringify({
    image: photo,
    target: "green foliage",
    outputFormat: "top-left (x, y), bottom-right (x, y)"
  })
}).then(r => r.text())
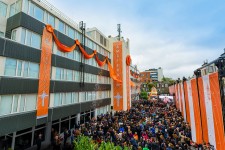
top-left (98, 142), bottom-right (123, 150)
top-left (162, 76), bottom-right (175, 85)
top-left (140, 91), bottom-right (148, 100)
top-left (73, 135), bottom-right (98, 150)
top-left (73, 135), bottom-right (130, 150)
top-left (147, 82), bottom-right (156, 91)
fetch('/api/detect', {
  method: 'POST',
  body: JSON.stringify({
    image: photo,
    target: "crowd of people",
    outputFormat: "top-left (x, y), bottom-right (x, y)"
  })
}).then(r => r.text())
top-left (51, 99), bottom-right (197, 150)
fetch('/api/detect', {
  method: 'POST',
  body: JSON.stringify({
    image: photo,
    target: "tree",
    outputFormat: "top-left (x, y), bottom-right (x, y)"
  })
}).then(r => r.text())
top-left (140, 91), bottom-right (148, 100)
top-left (147, 82), bottom-right (156, 91)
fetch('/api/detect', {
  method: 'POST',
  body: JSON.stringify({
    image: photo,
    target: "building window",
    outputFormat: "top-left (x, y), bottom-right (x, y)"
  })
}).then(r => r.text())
top-left (0, 94), bottom-right (37, 116)
top-left (0, 2), bottom-right (7, 17)
top-left (29, 3), bottom-right (44, 22)
top-left (0, 95), bottom-right (13, 115)
top-left (58, 20), bottom-right (65, 33)
top-left (10, 0), bottom-right (22, 17)
top-left (47, 13), bottom-right (55, 27)
top-left (54, 93), bottom-right (61, 107)
top-left (0, 31), bottom-right (4, 37)
top-left (4, 58), bottom-right (17, 76)
top-left (4, 58), bottom-right (39, 78)
top-left (20, 28), bottom-right (41, 49)
top-left (12, 30), bottom-right (17, 41)
top-left (68, 26), bottom-right (75, 39)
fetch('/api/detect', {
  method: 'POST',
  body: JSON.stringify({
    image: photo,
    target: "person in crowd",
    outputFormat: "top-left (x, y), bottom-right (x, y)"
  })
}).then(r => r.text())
top-left (61, 99), bottom-right (193, 150)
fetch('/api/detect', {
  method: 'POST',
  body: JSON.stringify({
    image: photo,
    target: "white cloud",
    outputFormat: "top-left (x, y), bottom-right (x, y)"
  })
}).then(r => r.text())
top-left (47, 0), bottom-right (224, 79)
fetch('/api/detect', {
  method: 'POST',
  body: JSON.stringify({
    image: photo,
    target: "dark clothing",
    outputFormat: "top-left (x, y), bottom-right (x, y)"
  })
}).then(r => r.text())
top-left (36, 137), bottom-right (42, 150)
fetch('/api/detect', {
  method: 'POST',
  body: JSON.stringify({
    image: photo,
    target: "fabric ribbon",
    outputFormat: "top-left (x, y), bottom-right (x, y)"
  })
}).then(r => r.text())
top-left (46, 24), bottom-right (77, 52)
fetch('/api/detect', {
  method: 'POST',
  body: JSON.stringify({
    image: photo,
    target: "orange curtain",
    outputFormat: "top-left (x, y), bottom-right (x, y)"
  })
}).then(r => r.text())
top-left (95, 54), bottom-right (107, 67)
top-left (107, 59), bottom-right (122, 83)
top-left (46, 25), bottom-right (77, 52)
top-left (76, 40), bottom-right (96, 59)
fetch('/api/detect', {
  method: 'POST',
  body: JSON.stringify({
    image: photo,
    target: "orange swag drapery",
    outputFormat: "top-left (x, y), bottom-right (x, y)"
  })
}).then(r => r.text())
top-left (46, 24), bottom-right (122, 83)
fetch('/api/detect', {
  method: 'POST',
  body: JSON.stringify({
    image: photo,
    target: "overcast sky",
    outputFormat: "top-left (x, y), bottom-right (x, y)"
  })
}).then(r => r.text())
top-left (47, 0), bottom-right (225, 79)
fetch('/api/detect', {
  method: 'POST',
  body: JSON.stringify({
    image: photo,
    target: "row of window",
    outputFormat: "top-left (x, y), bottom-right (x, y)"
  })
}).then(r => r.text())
top-left (0, 94), bottom-right (37, 116)
top-left (11, 27), bottom-right (109, 71)
top-left (96, 105), bottom-right (111, 116)
top-left (0, 90), bottom-right (111, 116)
top-left (27, 1), bottom-right (110, 57)
top-left (53, 91), bottom-right (111, 107)
top-left (55, 67), bottom-right (110, 84)
top-left (3, 58), bottom-right (110, 84)
top-left (4, 58), bottom-right (39, 78)
top-left (8, 0), bottom-right (110, 58)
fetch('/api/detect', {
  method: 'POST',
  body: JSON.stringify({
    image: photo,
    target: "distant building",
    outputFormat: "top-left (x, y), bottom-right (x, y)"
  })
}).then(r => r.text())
top-left (140, 67), bottom-right (163, 82)
top-left (130, 64), bottom-right (140, 101)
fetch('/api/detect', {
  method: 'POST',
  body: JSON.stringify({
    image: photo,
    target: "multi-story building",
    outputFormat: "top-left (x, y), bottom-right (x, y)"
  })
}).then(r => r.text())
top-left (140, 67), bottom-right (163, 82)
top-left (130, 64), bottom-right (140, 101)
top-left (0, 0), bottom-right (112, 149)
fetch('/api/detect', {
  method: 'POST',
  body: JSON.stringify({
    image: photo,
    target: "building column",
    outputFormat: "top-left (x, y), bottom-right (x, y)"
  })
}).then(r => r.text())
top-left (45, 121), bottom-right (52, 146)
top-left (11, 132), bottom-right (16, 150)
top-left (76, 113), bottom-right (80, 124)
top-left (94, 108), bottom-right (97, 119)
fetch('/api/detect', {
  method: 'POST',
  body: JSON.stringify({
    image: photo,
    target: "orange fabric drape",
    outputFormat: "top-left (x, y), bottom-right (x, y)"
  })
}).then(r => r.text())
top-left (76, 40), bottom-right (96, 59)
top-left (37, 27), bottom-right (53, 118)
top-left (46, 24), bottom-right (122, 83)
top-left (126, 55), bottom-right (131, 66)
top-left (95, 54), bottom-right (107, 67)
top-left (107, 59), bottom-right (122, 83)
top-left (46, 25), bottom-right (77, 52)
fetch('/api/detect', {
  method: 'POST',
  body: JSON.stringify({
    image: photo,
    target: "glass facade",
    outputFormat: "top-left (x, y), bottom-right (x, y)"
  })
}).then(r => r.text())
top-left (0, 1), bottom-right (7, 17)
top-left (29, 2), bottom-right (44, 22)
top-left (4, 58), bottom-right (39, 78)
top-left (0, 94), bottom-right (37, 116)
top-left (20, 28), bottom-right (41, 49)
top-left (0, 1), bottom-right (112, 149)
top-left (10, 0), bottom-right (22, 17)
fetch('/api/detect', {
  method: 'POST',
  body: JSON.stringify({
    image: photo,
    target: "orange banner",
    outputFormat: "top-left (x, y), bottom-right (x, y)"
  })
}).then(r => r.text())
top-left (209, 72), bottom-right (225, 150)
top-left (126, 65), bottom-right (131, 110)
top-left (191, 79), bottom-right (203, 144)
top-left (179, 83), bottom-right (184, 116)
top-left (113, 41), bottom-right (123, 111)
top-left (184, 81), bottom-right (191, 125)
top-left (198, 77), bottom-right (209, 143)
top-left (37, 27), bottom-right (53, 118)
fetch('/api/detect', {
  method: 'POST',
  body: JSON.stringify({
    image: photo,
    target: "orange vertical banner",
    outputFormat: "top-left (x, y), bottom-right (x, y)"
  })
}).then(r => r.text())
top-left (113, 41), bottom-right (123, 111)
top-left (179, 83), bottom-right (184, 116)
top-left (175, 84), bottom-right (178, 109)
top-left (191, 79), bottom-right (203, 144)
top-left (184, 81), bottom-right (191, 125)
top-left (198, 77), bottom-right (209, 143)
top-left (126, 65), bottom-right (131, 110)
top-left (209, 72), bottom-right (225, 150)
top-left (37, 27), bottom-right (53, 118)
